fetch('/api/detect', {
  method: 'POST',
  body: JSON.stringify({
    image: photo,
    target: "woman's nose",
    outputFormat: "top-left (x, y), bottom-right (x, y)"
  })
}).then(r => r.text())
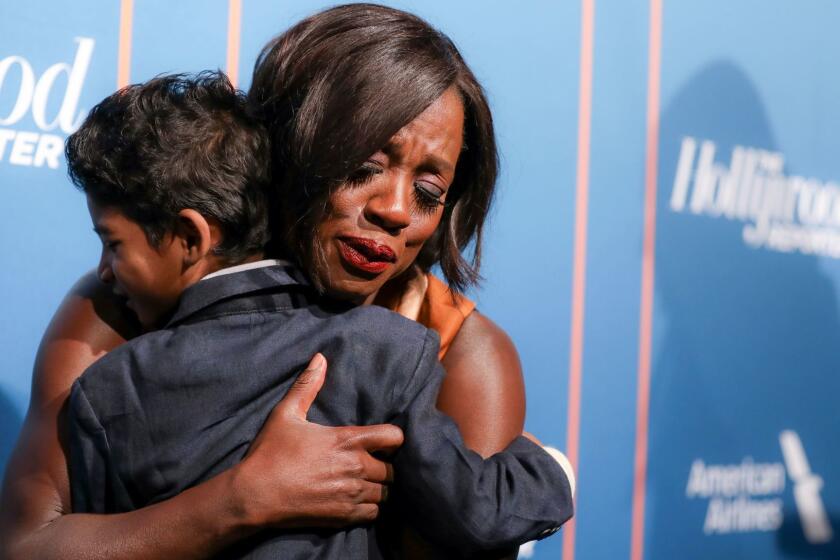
top-left (364, 175), bottom-right (412, 233)
top-left (97, 252), bottom-right (114, 284)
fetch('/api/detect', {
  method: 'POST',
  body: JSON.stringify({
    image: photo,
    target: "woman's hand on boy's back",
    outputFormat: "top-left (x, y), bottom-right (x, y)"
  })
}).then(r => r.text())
top-left (232, 353), bottom-right (403, 529)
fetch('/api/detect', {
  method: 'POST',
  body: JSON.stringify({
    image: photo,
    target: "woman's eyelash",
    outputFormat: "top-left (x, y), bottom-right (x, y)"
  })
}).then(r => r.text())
top-left (346, 162), bottom-right (446, 213)
top-left (412, 183), bottom-right (445, 213)
top-left (346, 162), bottom-right (382, 185)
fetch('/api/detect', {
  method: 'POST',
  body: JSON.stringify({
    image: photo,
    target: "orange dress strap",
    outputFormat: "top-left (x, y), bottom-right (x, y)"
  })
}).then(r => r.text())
top-left (383, 269), bottom-right (476, 360)
top-left (417, 274), bottom-right (476, 360)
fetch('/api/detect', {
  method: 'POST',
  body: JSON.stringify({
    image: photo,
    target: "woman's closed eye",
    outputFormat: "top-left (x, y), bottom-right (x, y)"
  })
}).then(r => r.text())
top-left (346, 161), bottom-right (383, 185)
top-left (412, 180), bottom-right (445, 213)
top-left (345, 160), bottom-right (446, 213)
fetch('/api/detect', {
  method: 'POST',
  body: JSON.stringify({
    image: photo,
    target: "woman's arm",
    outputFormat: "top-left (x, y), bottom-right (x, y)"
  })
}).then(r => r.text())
top-left (0, 272), bottom-right (400, 560)
top-left (438, 310), bottom-right (526, 457)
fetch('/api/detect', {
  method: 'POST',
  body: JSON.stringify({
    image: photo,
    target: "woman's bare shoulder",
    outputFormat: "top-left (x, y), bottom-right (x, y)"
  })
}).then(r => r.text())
top-left (446, 310), bottom-right (519, 364)
top-left (32, 270), bottom-right (138, 405)
top-left (438, 310), bottom-right (526, 457)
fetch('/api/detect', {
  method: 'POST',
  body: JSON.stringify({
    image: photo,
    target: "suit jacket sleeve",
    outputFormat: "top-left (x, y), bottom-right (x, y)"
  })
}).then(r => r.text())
top-left (390, 330), bottom-right (574, 554)
top-left (67, 379), bottom-right (112, 513)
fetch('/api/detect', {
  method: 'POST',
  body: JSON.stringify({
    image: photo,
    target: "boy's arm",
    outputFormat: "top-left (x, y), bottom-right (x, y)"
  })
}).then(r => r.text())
top-left (66, 381), bottom-right (110, 513)
top-left (391, 331), bottom-right (574, 555)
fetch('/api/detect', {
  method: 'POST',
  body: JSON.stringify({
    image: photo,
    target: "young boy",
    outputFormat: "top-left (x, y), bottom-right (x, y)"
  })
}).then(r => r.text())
top-left (65, 72), bottom-right (573, 557)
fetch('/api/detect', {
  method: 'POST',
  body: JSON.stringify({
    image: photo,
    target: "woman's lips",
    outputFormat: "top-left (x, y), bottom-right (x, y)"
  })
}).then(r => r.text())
top-left (337, 236), bottom-right (396, 274)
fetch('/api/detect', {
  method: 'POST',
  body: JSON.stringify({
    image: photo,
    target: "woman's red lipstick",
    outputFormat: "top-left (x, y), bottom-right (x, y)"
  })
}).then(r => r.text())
top-left (337, 237), bottom-right (396, 274)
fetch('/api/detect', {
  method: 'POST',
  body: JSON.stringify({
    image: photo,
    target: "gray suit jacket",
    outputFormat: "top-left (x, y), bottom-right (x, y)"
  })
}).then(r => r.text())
top-left (68, 262), bottom-right (573, 558)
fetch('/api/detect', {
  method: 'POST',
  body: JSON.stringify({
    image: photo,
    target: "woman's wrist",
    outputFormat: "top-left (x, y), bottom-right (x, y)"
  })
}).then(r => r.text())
top-left (160, 463), bottom-right (264, 549)
top-left (224, 460), bottom-right (271, 532)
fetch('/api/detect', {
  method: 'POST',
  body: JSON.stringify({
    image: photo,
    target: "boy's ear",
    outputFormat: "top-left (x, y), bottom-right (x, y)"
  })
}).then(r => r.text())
top-left (176, 209), bottom-right (222, 266)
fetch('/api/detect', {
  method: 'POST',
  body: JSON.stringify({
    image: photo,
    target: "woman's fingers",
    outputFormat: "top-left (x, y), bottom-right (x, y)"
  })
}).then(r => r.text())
top-left (331, 503), bottom-right (379, 527)
top-left (279, 353), bottom-right (327, 419)
top-left (357, 479), bottom-right (390, 505)
top-left (244, 354), bottom-right (327, 458)
top-left (339, 423), bottom-right (404, 454)
top-left (358, 450), bottom-right (395, 484)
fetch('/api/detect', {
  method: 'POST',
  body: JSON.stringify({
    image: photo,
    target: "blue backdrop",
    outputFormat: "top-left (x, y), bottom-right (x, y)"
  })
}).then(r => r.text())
top-left (1, 1), bottom-right (837, 558)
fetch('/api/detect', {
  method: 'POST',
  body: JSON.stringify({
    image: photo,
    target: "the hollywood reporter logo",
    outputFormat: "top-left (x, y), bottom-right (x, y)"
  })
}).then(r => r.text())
top-left (0, 37), bottom-right (94, 169)
top-left (670, 136), bottom-right (840, 258)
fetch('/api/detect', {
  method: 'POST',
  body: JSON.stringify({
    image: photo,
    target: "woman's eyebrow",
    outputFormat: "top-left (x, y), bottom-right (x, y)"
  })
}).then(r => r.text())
top-left (422, 154), bottom-right (455, 175)
top-left (383, 137), bottom-right (455, 175)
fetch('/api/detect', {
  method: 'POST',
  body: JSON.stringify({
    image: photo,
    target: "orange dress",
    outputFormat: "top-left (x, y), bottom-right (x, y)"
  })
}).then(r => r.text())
top-left (387, 271), bottom-right (475, 360)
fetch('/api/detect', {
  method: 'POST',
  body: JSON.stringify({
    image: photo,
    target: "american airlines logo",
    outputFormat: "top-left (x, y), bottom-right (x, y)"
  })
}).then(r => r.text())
top-left (685, 430), bottom-right (832, 544)
top-left (670, 137), bottom-right (840, 258)
top-left (779, 430), bottom-right (833, 544)
top-left (686, 456), bottom-right (785, 534)
top-left (0, 37), bottom-right (94, 169)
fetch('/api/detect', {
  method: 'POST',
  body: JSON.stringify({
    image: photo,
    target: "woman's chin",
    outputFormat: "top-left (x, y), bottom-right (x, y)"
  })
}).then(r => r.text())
top-left (310, 248), bottom-right (411, 306)
top-left (322, 280), bottom-right (381, 306)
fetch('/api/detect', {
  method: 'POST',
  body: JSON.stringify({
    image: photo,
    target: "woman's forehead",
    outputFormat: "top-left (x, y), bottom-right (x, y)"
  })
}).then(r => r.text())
top-left (384, 88), bottom-right (464, 171)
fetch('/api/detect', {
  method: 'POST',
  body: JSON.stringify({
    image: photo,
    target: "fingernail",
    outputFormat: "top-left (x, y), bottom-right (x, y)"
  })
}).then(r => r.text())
top-left (310, 353), bottom-right (325, 372)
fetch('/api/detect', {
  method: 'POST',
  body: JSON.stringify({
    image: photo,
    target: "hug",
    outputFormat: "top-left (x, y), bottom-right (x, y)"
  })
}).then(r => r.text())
top-left (1, 4), bottom-right (574, 559)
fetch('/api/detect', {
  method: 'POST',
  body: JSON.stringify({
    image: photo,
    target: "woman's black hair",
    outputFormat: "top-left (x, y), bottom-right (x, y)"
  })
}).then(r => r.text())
top-left (249, 3), bottom-right (498, 292)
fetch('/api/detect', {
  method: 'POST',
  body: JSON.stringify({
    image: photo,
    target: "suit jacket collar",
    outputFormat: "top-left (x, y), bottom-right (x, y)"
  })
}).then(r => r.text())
top-left (165, 260), bottom-right (312, 328)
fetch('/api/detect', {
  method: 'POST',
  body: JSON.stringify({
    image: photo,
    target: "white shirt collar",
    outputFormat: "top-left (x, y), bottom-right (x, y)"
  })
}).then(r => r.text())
top-left (201, 259), bottom-right (285, 282)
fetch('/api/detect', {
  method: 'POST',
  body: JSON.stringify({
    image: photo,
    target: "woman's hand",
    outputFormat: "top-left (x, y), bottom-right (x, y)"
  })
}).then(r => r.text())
top-left (232, 353), bottom-right (402, 529)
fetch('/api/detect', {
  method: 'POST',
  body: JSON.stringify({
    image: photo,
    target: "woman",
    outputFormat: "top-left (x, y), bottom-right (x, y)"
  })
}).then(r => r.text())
top-left (0, 4), bottom-right (537, 559)
top-left (248, 3), bottom-right (525, 454)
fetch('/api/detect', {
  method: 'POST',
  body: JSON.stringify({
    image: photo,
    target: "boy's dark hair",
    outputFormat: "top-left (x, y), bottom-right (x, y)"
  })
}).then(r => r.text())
top-left (67, 71), bottom-right (270, 261)
top-left (249, 3), bottom-right (498, 293)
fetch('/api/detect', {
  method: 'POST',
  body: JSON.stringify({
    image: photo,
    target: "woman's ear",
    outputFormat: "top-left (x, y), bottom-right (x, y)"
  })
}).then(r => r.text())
top-left (176, 209), bottom-right (221, 266)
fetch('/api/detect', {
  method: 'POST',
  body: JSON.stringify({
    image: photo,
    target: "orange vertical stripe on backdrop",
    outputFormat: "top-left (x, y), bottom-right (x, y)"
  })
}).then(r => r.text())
top-left (630, 1), bottom-right (662, 560)
top-left (562, 1), bottom-right (594, 559)
top-left (117, 0), bottom-right (134, 89)
top-left (226, 0), bottom-right (242, 87)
